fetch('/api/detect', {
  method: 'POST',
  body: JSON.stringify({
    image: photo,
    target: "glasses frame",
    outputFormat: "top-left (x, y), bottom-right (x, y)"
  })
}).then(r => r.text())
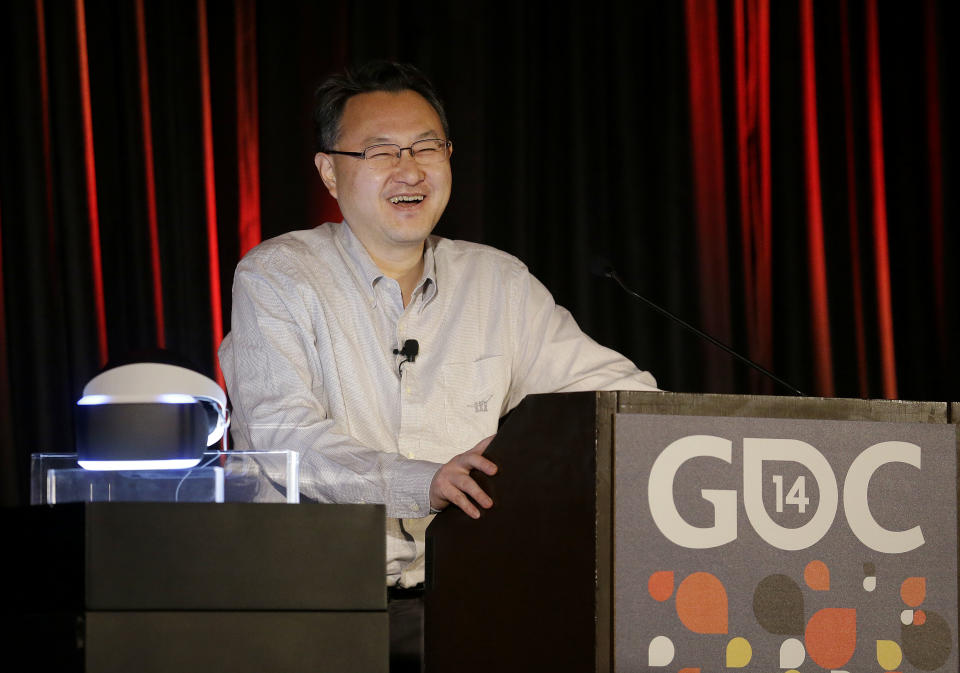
top-left (324, 138), bottom-right (452, 165)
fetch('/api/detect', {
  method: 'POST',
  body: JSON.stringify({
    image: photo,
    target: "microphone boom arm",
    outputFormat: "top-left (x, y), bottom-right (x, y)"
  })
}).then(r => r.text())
top-left (601, 266), bottom-right (806, 397)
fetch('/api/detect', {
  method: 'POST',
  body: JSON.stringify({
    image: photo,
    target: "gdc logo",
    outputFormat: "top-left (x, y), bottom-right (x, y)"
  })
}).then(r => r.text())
top-left (647, 436), bottom-right (924, 554)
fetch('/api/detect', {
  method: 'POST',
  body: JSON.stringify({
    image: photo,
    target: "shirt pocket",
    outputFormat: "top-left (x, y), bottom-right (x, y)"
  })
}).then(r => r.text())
top-left (441, 355), bottom-right (506, 450)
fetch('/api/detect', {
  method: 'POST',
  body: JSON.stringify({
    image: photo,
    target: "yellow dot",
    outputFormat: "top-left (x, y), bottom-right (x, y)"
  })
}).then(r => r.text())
top-left (725, 636), bottom-right (752, 668)
top-left (877, 639), bottom-right (903, 670)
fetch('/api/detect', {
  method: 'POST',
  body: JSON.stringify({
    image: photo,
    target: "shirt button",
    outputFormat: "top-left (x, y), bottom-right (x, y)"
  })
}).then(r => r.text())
top-left (411, 504), bottom-right (421, 513)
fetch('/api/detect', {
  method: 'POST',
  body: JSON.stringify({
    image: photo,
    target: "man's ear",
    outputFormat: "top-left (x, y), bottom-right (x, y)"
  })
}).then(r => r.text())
top-left (315, 152), bottom-right (338, 199)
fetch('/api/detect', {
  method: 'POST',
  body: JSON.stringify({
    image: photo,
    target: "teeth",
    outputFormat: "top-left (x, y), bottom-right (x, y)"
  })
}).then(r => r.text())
top-left (390, 195), bottom-right (425, 204)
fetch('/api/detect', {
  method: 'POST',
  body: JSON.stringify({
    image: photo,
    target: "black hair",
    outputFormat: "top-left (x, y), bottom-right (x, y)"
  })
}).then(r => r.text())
top-left (313, 60), bottom-right (449, 153)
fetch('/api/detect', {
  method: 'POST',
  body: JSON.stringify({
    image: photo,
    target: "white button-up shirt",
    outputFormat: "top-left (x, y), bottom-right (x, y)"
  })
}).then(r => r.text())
top-left (219, 221), bottom-right (657, 586)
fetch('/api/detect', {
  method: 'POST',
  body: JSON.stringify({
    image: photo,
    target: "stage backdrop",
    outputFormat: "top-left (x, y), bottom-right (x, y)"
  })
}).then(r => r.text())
top-left (0, 0), bottom-right (956, 505)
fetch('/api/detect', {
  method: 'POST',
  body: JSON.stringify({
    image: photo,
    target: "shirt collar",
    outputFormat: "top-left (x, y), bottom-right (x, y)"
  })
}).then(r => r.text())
top-left (336, 221), bottom-right (384, 294)
top-left (336, 221), bottom-right (438, 307)
top-left (419, 239), bottom-right (438, 305)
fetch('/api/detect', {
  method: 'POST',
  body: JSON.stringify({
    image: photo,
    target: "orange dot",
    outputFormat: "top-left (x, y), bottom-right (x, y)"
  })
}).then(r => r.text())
top-left (648, 571), bottom-right (674, 602)
top-left (900, 577), bottom-right (926, 608)
top-left (804, 560), bottom-right (830, 591)
top-left (678, 669), bottom-right (701, 673)
top-left (914, 610), bottom-right (927, 625)
top-left (676, 572), bottom-right (728, 634)
top-left (805, 608), bottom-right (857, 669)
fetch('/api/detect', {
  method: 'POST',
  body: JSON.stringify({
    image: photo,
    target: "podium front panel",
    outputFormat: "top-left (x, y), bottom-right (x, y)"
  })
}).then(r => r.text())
top-left (613, 413), bottom-right (958, 672)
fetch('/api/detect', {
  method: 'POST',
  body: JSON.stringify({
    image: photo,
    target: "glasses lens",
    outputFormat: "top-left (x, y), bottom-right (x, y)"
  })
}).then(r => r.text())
top-left (363, 144), bottom-right (401, 163)
top-left (411, 139), bottom-right (449, 164)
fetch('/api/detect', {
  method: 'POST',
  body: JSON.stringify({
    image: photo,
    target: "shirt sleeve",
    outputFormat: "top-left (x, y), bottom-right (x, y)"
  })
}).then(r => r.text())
top-left (219, 253), bottom-right (439, 518)
top-left (505, 263), bottom-right (659, 411)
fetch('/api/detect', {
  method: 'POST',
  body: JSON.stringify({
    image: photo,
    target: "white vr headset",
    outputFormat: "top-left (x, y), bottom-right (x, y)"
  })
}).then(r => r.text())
top-left (76, 363), bottom-right (230, 471)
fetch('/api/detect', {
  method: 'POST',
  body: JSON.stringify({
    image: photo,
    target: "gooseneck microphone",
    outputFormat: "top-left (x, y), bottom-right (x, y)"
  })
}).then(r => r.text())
top-left (591, 257), bottom-right (805, 396)
top-left (393, 339), bottom-right (419, 375)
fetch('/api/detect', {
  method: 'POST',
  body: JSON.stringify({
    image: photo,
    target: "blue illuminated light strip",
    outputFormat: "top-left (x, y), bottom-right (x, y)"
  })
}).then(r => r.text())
top-left (77, 394), bottom-right (196, 405)
top-left (78, 458), bottom-right (202, 471)
top-left (77, 394), bottom-right (110, 405)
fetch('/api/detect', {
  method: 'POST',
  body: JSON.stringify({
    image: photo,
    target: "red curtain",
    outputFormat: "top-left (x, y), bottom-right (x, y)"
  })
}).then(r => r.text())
top-left (134, 0), bottom-right (164, 349)
top-left (732, 0), bottom-right (773, 391)
top-left (235, 0), bottom-right (261, 259)
top-left (59, 0), bottom-right (261, 388)
top-left (683, 0), bottom-right (949, 399)
top-left (685, 0), bottom-right (735, 392)
top-left (75, 0), bottom-right (108, 366)
top-left (864, 0), bottom-right (898, 399)
top-left (839, 0), bottom-right (870, 398)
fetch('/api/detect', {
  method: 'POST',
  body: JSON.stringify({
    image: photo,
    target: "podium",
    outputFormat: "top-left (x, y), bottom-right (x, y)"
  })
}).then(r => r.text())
top-left (2, 503), bottom-right (388, 673)
top-left (425, 391), bottom-right (959, 672)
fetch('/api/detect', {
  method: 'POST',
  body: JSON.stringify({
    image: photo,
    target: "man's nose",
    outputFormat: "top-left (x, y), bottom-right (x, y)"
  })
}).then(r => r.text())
top-left (394, 151), bottom-right (425, 182)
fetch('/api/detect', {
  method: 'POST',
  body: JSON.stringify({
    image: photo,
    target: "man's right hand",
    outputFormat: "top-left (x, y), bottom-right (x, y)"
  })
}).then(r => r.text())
top-left (429, 435), bottom-right (497, 519)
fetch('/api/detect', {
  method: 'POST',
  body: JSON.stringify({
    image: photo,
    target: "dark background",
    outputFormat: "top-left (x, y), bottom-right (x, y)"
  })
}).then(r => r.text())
top-left (1, 0), bottom-right (956, 505)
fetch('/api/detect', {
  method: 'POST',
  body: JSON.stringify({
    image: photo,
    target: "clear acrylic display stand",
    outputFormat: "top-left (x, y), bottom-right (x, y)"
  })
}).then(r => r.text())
top-left (30, 450), bottom-right (300, 504)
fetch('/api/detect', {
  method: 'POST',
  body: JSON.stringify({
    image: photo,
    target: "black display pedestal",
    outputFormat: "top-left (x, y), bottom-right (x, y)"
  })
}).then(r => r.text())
top-left (3, 502), bottom-right (388, 673)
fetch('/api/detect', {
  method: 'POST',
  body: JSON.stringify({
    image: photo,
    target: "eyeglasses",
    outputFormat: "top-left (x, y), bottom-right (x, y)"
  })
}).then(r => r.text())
top-left (325, 138), bottom-right (452, 167)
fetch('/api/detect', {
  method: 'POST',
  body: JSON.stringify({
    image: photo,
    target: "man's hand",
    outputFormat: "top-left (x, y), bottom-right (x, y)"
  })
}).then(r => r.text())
top-left (429, 435), bottom-right (498, 519)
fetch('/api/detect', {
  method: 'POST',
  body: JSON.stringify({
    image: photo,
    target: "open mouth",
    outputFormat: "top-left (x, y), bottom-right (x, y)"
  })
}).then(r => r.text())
top-left (389, 194), bottom-right (425, 205)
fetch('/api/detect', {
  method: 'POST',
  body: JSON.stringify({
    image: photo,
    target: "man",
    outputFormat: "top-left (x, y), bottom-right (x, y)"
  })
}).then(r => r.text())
top-left (218, 61), bottom-right (657, 670)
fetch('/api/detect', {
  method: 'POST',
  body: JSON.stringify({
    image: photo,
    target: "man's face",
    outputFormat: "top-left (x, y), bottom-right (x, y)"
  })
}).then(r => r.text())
top-left (315, 90), bottom-right (452, 262)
